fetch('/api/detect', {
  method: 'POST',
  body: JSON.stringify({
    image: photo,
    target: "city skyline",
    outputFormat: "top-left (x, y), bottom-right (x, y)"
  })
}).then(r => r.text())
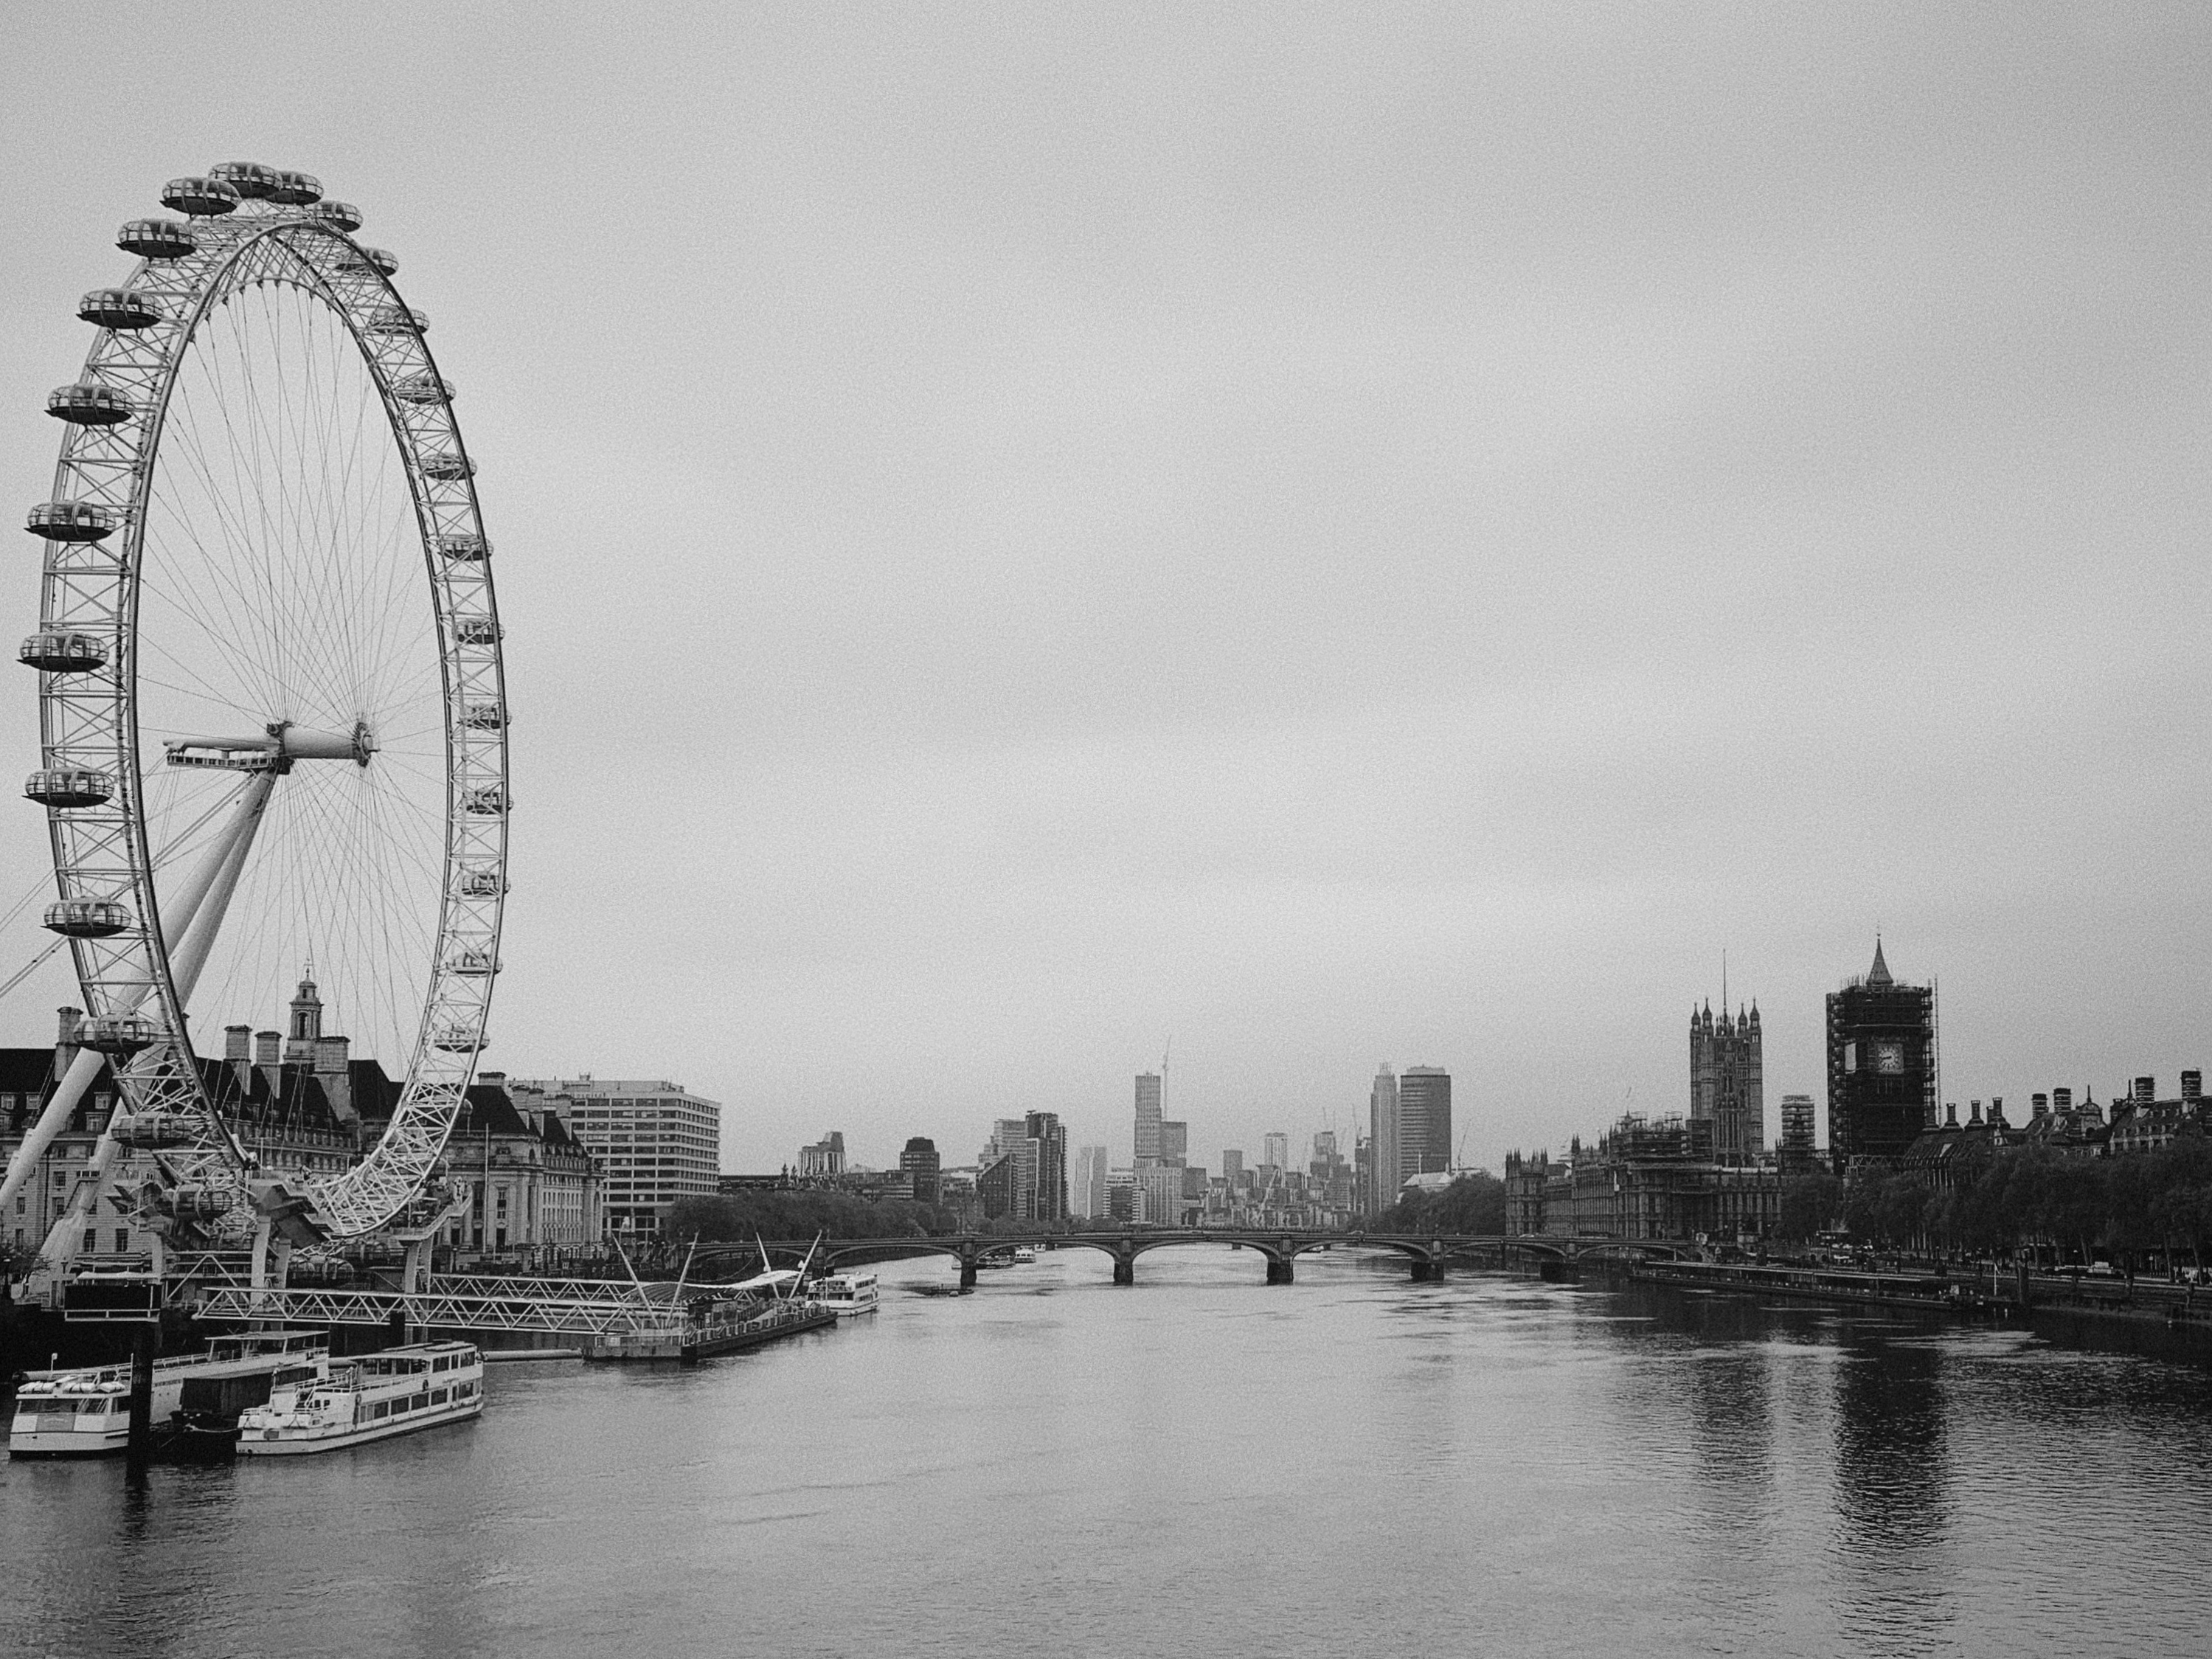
top-left (4, 10), bottom-right (2210, 1193)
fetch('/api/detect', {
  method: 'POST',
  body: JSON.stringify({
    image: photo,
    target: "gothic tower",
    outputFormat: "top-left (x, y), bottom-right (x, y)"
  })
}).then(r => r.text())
top-left (1691, 1000), bottom-right (1764, 1162)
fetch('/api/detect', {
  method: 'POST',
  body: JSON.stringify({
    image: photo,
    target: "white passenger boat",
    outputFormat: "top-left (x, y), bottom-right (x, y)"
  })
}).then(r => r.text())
top-left (1010, 1245), bottom-right (1037, 1264)
top-left (813, 1271), bottom-right (880, 1316)
top-left (235, 1340), bottom-right (482, 1455)
top-left (7, 1330), bottom-right (330, 1459)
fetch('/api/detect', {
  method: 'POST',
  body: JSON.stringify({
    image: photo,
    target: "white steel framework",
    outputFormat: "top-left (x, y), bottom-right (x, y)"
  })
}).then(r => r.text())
top-left (10, 164), bottom-right (509, 1278)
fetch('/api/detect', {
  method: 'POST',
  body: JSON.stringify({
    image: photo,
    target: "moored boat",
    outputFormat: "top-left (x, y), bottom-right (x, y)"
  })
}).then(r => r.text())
top-left (813, 1271), bottom-right (880, 1317)
top-left (8, 1329), bottom-right (330, 1459)
top-left (235, 1341), bottom-right (482, 1455)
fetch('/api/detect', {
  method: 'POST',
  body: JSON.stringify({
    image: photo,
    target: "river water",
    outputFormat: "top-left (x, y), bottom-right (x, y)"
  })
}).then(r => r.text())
top-left (4, 1247), bottom-right (2210, 1659)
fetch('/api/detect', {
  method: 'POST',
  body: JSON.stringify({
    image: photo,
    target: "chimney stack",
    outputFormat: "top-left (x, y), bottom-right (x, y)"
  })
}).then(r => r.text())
top-left (1969, 1101), bottom-right (1983, 1125)
top-left (2183, 1071), bottom-right (2202, 1102)
top-left (225, 1024), bottom-right (252, 1062)
top-left (254, 1029), bottom-right (281, 1066)
top-left (1945, 1102), bottom-right (1958, 1127)
top-left (1990, 1097), bottom-right (2005, 1126)
top-left (2033, 1093), bottom-right (2048, 1118)
top-left (52, 1006), bottom-right (82, 1087)
top-left (2135, 1076), bottom-right (2155, 1104)
top-left (2053, 1087), bottom-right (2073, 1112)
top-left (313, 1035), bottom-right (355, 1127)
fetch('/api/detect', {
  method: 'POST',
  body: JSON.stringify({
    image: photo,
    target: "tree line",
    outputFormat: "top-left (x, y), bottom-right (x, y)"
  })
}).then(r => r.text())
top-left (1776, 1139), bottom-right (2212, 1265)
top-left (662, 1190), bottom-right (960, 1243)
top-left (1366, 1171), bottom-right (1508, 1236)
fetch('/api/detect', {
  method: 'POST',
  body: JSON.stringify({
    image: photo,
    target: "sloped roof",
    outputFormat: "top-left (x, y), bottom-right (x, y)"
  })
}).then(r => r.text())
top-left (1867, 938), bottom-right (1893, 987)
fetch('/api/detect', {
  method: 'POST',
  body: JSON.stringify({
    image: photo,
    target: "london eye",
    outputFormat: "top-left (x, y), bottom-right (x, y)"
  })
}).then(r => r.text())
top-left (0, 163), bottom-right (510, 1280)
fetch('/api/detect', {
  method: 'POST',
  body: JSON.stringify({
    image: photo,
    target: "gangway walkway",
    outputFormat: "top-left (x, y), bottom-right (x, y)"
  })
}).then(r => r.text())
top-left (196, 1274), bottom-right (691, 1339)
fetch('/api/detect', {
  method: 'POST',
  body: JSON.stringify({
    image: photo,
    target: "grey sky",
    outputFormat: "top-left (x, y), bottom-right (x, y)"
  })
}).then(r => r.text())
top-left (4, 4), bottom-right (2209, 1177)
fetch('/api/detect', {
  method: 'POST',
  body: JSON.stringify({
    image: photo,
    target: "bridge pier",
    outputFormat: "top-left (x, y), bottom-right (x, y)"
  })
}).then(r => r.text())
top-left (1112, 1247), bottom-right (1136, 1286)
top-left (1265, 1256), bottom-right (1294, 1285)
top-left (958, 1246), bottom-right (978, 1289)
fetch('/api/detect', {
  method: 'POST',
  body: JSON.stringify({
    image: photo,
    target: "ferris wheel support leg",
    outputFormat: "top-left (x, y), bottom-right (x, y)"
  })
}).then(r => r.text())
top-left (15, 773), bottom-right (280, 1298)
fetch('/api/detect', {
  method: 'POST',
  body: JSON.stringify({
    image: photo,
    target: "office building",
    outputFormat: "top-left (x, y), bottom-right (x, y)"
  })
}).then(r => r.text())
top-left (1027, 1110), bottom-right (1069, 1220)
top-left (1398, 1067), bottom-right (1453, 1177)
top-left (1262, 1131), bottom-right (1289, 1173)
top-left (1825, 941), bottom-right (1937, 1170)
top-left (1221, 1148), bottom-right (1244, 1185)
top-left (1691, 1002), bottom-right (1764, 1161)
top-left (798, 1130), bottom-right (847, 1180)
top-left (1134, 1071), bottom-right (1162, 1167)
top-left (1368, 1066), bottom-right (1400, 1212)
top-left (1072, 1144), bottom-right (1109, 1218)
top-left (900, 1137), bottom-right (941, 1207)
top-left (1159, 1120), bottom-right (1188, 1168)
top-left (509, 1075), bottom-right (722, 1236)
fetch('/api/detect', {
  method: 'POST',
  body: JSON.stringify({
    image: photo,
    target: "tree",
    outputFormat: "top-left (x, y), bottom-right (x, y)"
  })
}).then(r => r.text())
top-left (1778, 1169), bottom-right (1843, 1243)
top-left (1368, 1172), bottom-right (1506, 1234)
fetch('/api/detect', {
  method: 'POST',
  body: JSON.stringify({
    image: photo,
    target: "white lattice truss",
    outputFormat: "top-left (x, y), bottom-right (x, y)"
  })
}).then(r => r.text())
top-left (30, 190), bottom-right (508, 1258)
top-left (198, 1278), bottom-right (694, 1339)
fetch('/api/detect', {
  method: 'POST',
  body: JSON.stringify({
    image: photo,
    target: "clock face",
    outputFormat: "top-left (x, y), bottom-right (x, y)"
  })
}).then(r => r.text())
top-left (1874, 1042), bottom-right (1905, 1075)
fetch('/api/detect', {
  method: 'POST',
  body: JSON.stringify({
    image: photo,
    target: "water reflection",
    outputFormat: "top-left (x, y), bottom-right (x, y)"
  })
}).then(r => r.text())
top-left (1830, 1330), bottom-right (1954, 1652)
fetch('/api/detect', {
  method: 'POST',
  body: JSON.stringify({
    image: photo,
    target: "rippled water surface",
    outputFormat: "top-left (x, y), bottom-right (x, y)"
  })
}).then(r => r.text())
top-left (6, 1248), bottom-right (2211, 1658)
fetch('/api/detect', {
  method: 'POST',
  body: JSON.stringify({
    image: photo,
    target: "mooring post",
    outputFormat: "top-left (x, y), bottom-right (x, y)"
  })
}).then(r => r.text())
top-left (125, 1319), bottom-right (160, 1461)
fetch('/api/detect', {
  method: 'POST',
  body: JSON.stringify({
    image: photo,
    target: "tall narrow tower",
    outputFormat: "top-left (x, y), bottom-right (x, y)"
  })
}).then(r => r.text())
top-left (284, 971), bottom-right (325, 1064)
top-left (1826, 939), bottom-right (1936, 1171)
top-left (1134, 1071), bottom-right (1162, 1168)
top-left (1690, 1001), bottom-right (1764, 1161)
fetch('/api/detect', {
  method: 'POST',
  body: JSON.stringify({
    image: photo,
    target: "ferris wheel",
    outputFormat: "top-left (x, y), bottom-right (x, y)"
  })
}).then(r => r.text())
top-left (1, 163), bottom-right (509, 1275)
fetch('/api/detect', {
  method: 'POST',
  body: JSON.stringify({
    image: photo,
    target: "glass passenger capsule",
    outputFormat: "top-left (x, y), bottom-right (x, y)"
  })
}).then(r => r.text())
top-left (44, 898), bottom-right (131, 938)
top-left (462, 784), bottom-right (508, 816)
top-left (446, 949), bottom-right (501, 977)
top-left (207, 162), bottom-right (280, 199)
top-left (267, 170), bottom-right (323, 205)
top-left (79, 1014), bottom-right (158, 1056)
top-left (305, 200), bottom-right (364, 232)
top-left (116, 218), bottom-right (196, 259)
top-left (420, 451), bottom-right (474, 481)
top-left (160, 176), bottom-right (240, 217)
top-left (457, 866), bottom-right (507, 898)
top-left (24, 768), bottom-right (115, 808)
top-left (434, 533), bottom-right (489, 561)
top-left (27, 502), bottom-right (119, 542)
top-left (431, 1024), bottom-right (488, 1053)
top-left (78, 288), bottom-right (164, 330)
top-left (19, 632), bottom-right (108, 673)
top-left (454, 616), bottom-right (503, 645)
top-left (391, 373), bottom-right (454, 405)
top-left (337, 246), bottom-right (398, 276)
top-left (111, 1111), bottom-right (202, 1149)
top-left (364, 305), bottom-right (429, 336)
top-left (157, 1188), bottom-right (230, 1225)
top-left (461, 701), bottom-right (507, 730)
top-left (46, 383), bottom-right (134, 426)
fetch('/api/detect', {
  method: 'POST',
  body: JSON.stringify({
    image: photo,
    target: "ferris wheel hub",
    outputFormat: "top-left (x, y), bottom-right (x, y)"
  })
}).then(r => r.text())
top-left (163, 720), bottom-right (378, 772)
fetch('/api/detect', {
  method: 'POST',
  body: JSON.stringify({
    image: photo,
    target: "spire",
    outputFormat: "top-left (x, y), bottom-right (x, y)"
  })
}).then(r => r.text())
top-left (1867, 936), bottom-right (1893, 987)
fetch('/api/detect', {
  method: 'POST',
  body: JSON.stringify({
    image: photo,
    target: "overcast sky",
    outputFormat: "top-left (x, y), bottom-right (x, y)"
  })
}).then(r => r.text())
top-left (4, 4), bottom-right (2210, 1177)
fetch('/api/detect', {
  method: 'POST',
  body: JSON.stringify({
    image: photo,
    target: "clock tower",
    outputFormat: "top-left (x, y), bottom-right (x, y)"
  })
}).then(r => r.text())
top-left (1825, 939), bottom-right (1936, 1171)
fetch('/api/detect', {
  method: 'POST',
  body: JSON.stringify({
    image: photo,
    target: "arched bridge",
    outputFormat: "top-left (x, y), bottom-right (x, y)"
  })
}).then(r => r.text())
top-left (679, 1230), bottom-right (1660, 1287)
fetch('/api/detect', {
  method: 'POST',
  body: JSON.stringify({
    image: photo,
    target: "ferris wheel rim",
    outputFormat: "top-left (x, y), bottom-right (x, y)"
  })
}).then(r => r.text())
top-left (30, 174), bottom-right (510, 1244)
